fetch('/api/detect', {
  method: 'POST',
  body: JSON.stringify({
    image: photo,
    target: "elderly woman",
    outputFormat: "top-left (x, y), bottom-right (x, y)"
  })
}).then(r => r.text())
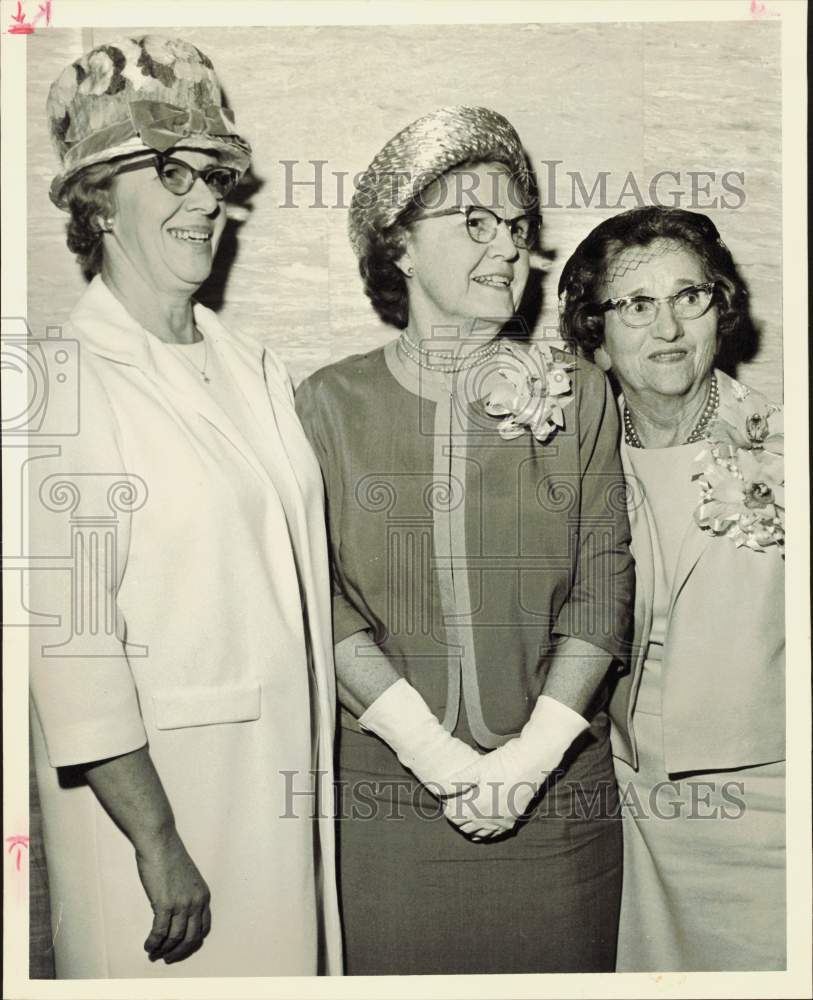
top-left (559, 206), bottom-right (785, 971)
top-left (295, 107), bottom-right (634, 974)
top-left (29, 36), bottom-right (341, 977)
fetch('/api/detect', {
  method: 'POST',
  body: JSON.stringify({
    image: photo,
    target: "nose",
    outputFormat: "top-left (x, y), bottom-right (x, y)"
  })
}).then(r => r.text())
top-left (185, 176), bottom-right (220, 215)
top-left (487, 220), bottom-right (520, 261)
top-left (651, 299), bottom-right (683, 341)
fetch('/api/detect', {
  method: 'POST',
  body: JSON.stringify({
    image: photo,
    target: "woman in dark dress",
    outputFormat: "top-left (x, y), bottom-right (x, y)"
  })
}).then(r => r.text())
top-left (296, 106), bottom-right (634, 974)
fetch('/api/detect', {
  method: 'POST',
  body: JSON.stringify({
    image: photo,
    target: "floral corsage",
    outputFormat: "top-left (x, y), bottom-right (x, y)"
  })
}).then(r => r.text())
top-left (480, 342), bottom-right (575, 443)
top-left (693, 407), bottom-right (784, 553)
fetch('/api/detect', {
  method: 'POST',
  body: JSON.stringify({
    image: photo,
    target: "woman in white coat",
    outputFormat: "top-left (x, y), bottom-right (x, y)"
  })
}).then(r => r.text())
top-left (29, 35), bottom-right (341, 977)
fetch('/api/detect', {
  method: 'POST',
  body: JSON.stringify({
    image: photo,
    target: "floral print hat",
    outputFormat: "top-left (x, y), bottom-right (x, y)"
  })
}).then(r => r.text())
top-left (47, 35), bottom-right (252, 209)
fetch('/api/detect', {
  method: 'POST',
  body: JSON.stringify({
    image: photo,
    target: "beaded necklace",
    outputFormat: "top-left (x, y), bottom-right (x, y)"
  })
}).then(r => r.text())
top-left (398, 332), bottom-right (499, 374)
top-left (624, 373), bottom-right (719, 448)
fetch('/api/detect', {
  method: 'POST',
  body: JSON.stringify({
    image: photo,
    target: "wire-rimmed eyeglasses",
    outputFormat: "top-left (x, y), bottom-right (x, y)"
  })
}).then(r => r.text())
top-left (113, 154), bottom-right (240, 201)
top-left (598, 281), bottom-right (717, 329)
top-left (411, 204), bottom-right (540, 251)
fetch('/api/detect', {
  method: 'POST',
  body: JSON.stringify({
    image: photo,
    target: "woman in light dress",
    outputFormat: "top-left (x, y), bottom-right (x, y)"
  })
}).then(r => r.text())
top-left (560, 206), bottom-right (785, 971)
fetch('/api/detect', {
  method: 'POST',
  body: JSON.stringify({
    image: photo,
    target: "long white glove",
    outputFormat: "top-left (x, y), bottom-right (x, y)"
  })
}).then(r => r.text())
top-left (359, 678), bottom-right (481, 797)
top-left (445, 695), bottom-right (590, 838)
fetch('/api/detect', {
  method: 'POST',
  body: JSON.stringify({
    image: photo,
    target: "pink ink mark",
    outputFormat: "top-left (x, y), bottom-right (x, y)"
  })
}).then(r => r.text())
top-left (8, 1), bottom-right (33, 33)
top-left (7, 0), bottom-right (52, 33)
top-left (749, 0), bottom-right (780, 17)
top-left (6, 834), bottom-right (30, 871)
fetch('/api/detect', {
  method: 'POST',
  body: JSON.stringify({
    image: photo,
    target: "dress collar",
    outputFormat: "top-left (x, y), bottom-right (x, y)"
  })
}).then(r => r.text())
top-left (69, 275), bottom-right (261, 372)
top-left (383, 338), bottom-right (455, 403)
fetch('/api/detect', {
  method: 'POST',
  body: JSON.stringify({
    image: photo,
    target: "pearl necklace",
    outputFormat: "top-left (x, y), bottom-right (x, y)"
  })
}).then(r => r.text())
top-left (398, 333), bottom-right (499, 373)
top-left (624, 373), bottom-right (719, 448)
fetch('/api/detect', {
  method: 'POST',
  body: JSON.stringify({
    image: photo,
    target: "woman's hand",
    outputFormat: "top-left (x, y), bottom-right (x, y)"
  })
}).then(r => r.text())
top-left (81, 746), bottom-right (213, 966)
top-left (358, 677), bottom-right (481, 796)
top-left (442, 748), bottom-right (532, 840)
top-left (444, 695), bottom-right (591, 841)
top-left (136, 826), bottom-right (212, 964)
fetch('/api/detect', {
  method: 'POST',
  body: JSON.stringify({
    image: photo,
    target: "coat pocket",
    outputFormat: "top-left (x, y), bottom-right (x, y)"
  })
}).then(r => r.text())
top-left (152, 683), bottom-right (262, 730)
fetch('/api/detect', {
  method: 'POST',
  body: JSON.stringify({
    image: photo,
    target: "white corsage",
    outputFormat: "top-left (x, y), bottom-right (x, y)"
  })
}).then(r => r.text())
top-left (480, 342), bottom-right (575, 443)
top-left (693, 407), bottom-right (784, 553)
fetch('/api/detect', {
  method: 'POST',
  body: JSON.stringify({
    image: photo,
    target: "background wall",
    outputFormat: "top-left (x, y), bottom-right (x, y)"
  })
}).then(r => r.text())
top-left (27, 20), bottom-right (782, 400)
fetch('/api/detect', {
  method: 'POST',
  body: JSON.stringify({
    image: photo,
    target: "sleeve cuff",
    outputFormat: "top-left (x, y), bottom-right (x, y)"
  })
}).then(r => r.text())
top-left (39, 715), bottom-right (148, 769)
top-left (333, 592), bottom-right (372, 645)
top-left (552, 615), bottom-right (630, 666)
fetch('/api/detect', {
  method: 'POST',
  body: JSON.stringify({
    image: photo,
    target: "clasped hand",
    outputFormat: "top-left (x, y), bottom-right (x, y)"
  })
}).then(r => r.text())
top-left (358, 681), bottom-right (587, 843)
top-left (443, 741), bottom-right (545, 840)
top-left (442, 694), bottom-right (590, 840)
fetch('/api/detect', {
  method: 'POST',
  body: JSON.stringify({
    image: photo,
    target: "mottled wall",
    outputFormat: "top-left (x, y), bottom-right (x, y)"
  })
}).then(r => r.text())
top-left (27, 21), bottom-right (782, 400)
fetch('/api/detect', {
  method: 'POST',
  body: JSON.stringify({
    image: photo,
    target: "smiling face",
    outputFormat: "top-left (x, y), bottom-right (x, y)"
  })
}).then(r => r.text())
top-left (108, 148), bottom-right (227, 297)
top-left (597, 240), bottom-right (719, 403)
top-left (400, 162), bottom-right (531, 336)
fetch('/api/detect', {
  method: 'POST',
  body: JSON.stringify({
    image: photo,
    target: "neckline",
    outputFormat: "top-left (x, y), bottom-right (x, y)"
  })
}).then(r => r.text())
top-left (383, 335), bottom-right (510, 404)
top-left (622, 373), bottom-right (719, 449)
top-left (623, 439), bottom-right (701, 456)
top-left (166, 337), bottom-right (205, 349)
top-left (383, 338), bottom-right (457, 402)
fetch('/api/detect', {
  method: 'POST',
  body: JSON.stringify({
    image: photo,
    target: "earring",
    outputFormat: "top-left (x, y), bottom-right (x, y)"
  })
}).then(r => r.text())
top-left (99, 217), bottom-right (114, 233)
top-left (406, 265), bottom-right (415, 277)
top-left (594, 346), bottom-right (612, 372)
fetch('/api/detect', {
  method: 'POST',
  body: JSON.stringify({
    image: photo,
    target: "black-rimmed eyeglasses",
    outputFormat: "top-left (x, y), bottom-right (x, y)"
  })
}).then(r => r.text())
top-left (598, 282), bottom-right (717, 329)
top-left (411, 205), bottom-right (540, 251)
top-left (113, 154), bottom-right (240, 201)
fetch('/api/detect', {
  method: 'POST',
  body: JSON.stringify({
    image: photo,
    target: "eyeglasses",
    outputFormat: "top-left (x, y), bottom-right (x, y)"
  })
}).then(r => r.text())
top-left (114, 154), bottom-right (240, 200)
top-left (598, 282), bottom-right (717, 329)
top-left (411, 205), bottom-right (539, 251)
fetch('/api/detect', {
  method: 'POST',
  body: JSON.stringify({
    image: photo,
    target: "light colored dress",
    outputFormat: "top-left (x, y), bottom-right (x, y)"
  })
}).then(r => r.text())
top-left (613, 441), bottom-right (785, 972)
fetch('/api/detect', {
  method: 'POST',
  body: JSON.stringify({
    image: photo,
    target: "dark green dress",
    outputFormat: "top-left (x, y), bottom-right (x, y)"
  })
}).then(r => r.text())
top-left (297, 336), bottom-right (634, 974)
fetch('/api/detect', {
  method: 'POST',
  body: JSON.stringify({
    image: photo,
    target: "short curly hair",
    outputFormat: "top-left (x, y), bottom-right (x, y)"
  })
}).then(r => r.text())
top-left (356, 199), bottom-right (422, 330)
top-left (59, 161), bottom-right (119, 276)
top-left (558, 207), bottom-right (750, 356)
top-left (359, 159), bottom-right (537, 330)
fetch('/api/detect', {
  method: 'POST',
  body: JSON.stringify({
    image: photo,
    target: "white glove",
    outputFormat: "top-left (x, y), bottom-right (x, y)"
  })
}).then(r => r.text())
top-left (359, 678), bottom-right (481, 797)
top-left (445, 695), bottom-right (590, 838)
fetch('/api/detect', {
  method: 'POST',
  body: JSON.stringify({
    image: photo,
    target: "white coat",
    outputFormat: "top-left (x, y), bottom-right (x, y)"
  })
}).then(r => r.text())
top-left (29, 276), bottom-right (342, 977)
